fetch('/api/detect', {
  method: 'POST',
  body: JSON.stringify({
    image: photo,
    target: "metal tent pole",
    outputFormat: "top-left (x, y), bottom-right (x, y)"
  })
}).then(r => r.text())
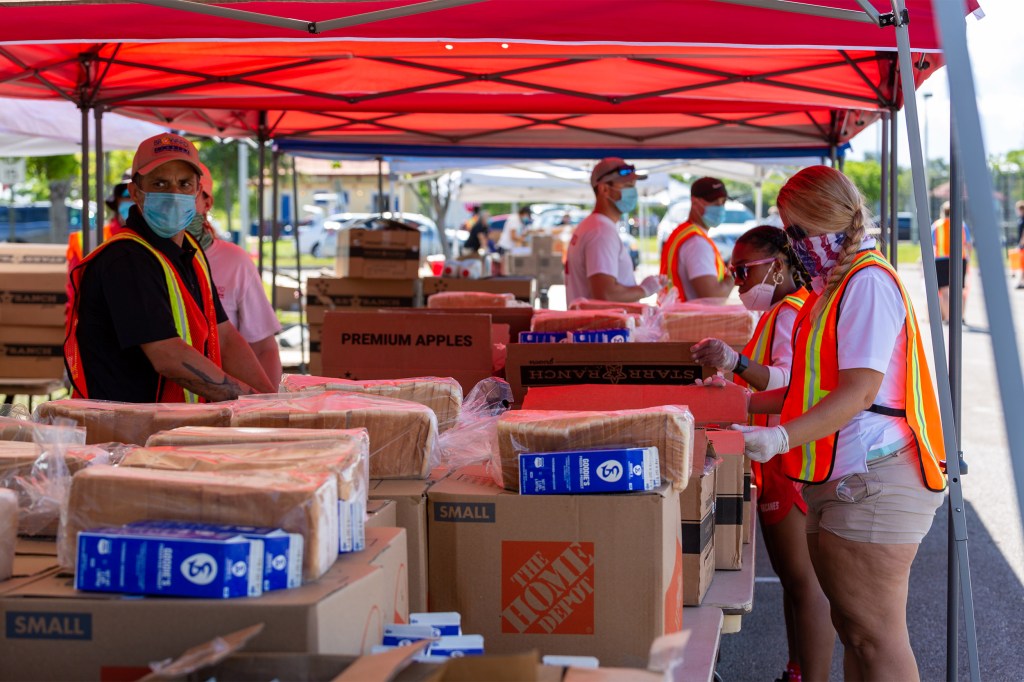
top-left (889, 108), bottom-right (899, 265)
top-left (880, 111), bottom-right (891, 249)
top-left (94, 107), bottom-right (104, 246)
top-left (238, 141), bottom-right (250, 244)
top-left (291, 156), bottom-right (307, 374)
top-left (80, 105), bottom-right (91, 255)
top-left (257, 113), bottom-right (268, 277)
top-left (946, 113), bottom-right (964, 682)
top-left (271, 150), bottom-right (280, 319)
top-left (934, 2), bottom-right (1024, 673)
top-left (892, 3), bottom-right (981, 680)
top-left (376, 156), bottom-right (384, 216)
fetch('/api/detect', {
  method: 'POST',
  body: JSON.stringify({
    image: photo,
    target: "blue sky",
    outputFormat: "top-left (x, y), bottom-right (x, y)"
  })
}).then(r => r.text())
top-left (849, 0), bottom-right (1023, 162)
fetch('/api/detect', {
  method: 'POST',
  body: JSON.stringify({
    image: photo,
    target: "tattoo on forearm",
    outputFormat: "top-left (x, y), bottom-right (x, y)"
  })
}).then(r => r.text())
top-left (181, 361), bottom-right (253, 400)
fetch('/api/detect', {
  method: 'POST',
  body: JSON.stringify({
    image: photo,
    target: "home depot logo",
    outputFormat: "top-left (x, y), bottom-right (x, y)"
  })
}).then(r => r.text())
top-left (501, 541), bottom-right (595, 635)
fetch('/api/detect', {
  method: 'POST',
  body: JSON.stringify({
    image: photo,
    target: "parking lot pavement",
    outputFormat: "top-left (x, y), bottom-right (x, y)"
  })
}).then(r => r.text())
top-left (717, 259), bottom-right (1024, 681)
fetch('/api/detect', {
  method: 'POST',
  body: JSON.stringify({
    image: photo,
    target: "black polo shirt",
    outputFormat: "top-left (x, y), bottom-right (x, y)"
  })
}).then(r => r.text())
top-left (72, 208), bottom-right (228, 402)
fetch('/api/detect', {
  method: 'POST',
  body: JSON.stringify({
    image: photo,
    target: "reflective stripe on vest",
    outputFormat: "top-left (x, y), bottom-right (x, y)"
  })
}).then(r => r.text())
top-left (779, 250), bottom-right (947, 491)
top-left (659, 221), bottom-right (726, 301)
top-left (65, 230), bottom-right (221, 404)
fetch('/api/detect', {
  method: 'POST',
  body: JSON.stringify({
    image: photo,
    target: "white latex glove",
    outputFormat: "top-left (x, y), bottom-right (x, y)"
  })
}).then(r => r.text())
top-left (731, 424), bottom-right (790, 463)
top-left (640, 274), bottom-right (667, 297)
top-left (690, 338), bottom-right (739, 372)
top-left (693, 373), bottom-right (727, 388)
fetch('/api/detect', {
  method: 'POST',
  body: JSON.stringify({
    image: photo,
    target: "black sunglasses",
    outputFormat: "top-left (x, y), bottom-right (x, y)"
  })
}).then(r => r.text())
top-left (728, 256), bottom-right (776, 281)
top-left (596, 164), bottom-right (636, 184)
top-left (785, 224), bottom-right (808, 241)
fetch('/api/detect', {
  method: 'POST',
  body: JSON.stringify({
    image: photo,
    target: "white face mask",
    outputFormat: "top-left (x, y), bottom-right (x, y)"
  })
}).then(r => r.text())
top-left (739, 262), bottom-right (778, 311)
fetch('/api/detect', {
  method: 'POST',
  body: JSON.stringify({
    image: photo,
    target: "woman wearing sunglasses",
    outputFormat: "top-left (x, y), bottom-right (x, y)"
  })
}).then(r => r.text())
top-left (734, 166), bottom-right (946, 681)
top-left (692, 226), bottom-right (833, 682)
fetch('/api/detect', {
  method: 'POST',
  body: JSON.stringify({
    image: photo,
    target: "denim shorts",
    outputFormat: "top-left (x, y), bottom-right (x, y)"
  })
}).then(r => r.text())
top-left (803, 441), bottom-right (945, 544)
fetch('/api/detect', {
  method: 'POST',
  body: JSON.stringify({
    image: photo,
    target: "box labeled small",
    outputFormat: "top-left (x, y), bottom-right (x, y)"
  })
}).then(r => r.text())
top-left (76, 526), bottom-right (263, 599)
top-left (519, 447), bottom-right (661, 495)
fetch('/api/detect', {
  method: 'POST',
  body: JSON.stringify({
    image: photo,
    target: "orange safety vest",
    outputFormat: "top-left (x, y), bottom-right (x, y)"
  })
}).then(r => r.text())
top-left (659, 221), bottom-right (727, 301)
top-left (735, 289), bottom-right (808, 489)
top-left (932, 218), bottom-right (969, 259)
top-left (65, 230), bottom-right (221, 403)
top-left (779, 250), bottom-right (946, 491)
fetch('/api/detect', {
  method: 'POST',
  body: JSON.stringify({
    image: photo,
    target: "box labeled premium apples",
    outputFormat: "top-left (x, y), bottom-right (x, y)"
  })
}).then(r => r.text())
top-left (126, 521), bottom-right (302, 592)
top-left (75, 526), bottom-right (263, 599)
top-left (518, 447), bottom-right (660, 495)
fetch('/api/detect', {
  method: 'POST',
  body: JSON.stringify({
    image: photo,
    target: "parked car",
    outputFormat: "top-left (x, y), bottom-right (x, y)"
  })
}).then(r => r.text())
top-left (533, 206), bottom-right (640, 268)
top-left (655, 199), bottom-right (757, 263)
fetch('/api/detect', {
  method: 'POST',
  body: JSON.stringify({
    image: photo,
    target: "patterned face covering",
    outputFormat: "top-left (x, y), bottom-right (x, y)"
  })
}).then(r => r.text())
top-left (185, 213), bottom-right (214, 249)
top-left (787, 230), bottom-right (847, 281)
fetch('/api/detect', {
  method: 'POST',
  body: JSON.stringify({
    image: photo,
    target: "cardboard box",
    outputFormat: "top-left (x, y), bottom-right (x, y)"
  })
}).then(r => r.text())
top-left (0, 267), bottom-right (66, 326)
top-left (421, 276), bottom-right (536, 304)
top-left (356, 527), bottom-right (410, 626)
top-left (309, 352), bottom-right (322, 376)
top-left (321, 311), bottom-right (494, 395)
top-left (508, 344), bottom-right (727, 407)
top-left (0, 552), bottom-right (388, 681)
top-left (0, 243), bottom-right (66, 268)
top-left (383, 306), bottom-right (535, 342)
top-left (503, 252), bottom-right (537, 276)
top-left (0, 325), bottom-right (65, 379)
top-left (708, 430), bottom-right (745, 571)
top-left (306, 277), bottom-right (420, 324)
top-left (680, 468), bottom-right (716, 606)
top-left (368, 474), bottom-right (446, 614)
top-left (520, 382), bottom-right (748, 427)
top-left (743, 458), bottom-right (753, 545)
top-left (427, 466), bottom-right (682, 667)
top-left (336, 226), bottom-right (421, 280)
top-left (365, 499), bottom-right (398, 529)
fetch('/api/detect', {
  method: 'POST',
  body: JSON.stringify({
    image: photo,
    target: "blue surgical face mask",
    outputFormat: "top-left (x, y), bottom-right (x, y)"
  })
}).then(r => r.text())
top-left (139, 190), bottom-right (197, 238)
top-left (117, 201), bottom-right (132, 222)
top-left (614, 186), bottom-right (638, 214)
top-left (703, 204), bottom-right (725, 228)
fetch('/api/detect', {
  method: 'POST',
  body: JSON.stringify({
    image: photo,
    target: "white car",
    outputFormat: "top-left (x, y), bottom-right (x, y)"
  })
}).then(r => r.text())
top-left (656, 199), bottom-right (757, 263)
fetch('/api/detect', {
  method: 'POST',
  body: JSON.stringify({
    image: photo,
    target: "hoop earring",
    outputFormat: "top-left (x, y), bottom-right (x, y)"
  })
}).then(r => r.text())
top-left (773, 270), bottom-right (784, 285)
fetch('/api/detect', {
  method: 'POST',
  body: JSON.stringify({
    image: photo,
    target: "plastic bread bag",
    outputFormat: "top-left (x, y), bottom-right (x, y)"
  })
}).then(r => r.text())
top-left (1, 408), bottom-right (86, 445)
top-left (661, 296), bottom-right (757, 346)
top-left (60, 467), bottom-right (339, 581)
top-left (427, 291), bottom-right (517, 308)
top-left (438, 378), bottom-right (513, 484)
top-left (227, 391), bottom-right (439, 479)
top-left (496, 405), bottom-right (694, 492)
top-left (34, 398), bottom-right (233, 445)
top-left (568, 297), bottom-right (653, 315)
top-left (530, 309), bottom-right (637, 333)
top-left (6, 422), bottom-right (113, 536)
top-left (278, 375), bottom-right (464, 432)
top-left (122, 434), bottom-right (370, 554)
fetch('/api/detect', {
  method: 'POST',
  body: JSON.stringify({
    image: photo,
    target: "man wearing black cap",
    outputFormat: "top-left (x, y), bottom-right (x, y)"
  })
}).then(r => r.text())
top-left (565, 157), bottom-right (664, 302)
top-left (659, 176), bottom-right (735, 301)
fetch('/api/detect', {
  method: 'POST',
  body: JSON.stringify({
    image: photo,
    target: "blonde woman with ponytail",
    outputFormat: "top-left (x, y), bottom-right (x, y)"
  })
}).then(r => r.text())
top-left (732, 166), bottom-right (947, 681)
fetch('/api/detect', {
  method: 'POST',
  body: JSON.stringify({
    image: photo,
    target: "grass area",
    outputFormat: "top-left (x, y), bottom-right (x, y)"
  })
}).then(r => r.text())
top-left (245, 236), bottom-right (334, 270)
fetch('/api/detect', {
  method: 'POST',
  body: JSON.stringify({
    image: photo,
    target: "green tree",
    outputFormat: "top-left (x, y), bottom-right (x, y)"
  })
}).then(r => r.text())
top-left (842, 159), bottom-right (883, 212)
top-left (26, 155), bottom-right (79, 241)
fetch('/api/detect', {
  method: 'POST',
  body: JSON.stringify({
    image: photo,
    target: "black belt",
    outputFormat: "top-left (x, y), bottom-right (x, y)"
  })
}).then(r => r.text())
top-left (868, 404), bottom-right (907, 418)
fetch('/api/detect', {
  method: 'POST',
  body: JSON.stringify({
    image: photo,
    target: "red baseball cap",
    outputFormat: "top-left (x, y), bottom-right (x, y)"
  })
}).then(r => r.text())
top-left (131, 133), bottom-right (202, 178)
top-left (198, 162), bottom-right (213, 198)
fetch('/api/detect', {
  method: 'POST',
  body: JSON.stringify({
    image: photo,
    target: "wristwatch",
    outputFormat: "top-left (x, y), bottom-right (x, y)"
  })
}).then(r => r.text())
top-left (733, 353), bottom-right (749, 375)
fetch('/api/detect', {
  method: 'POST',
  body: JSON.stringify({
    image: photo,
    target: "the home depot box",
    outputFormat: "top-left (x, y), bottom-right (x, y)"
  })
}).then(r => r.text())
top-left (421, 276), bottom-right (537, 304)
top-left (321, 311), bottom-right (494, 394)
top-left (708, 429), bottom-right (745, 571)
top-left (0, 325), bottom-right (64, 379)
top-left (427, 466), bottom-right (682, 667)
top-left (336, 226), bottom-right (421, 279)
top-left (306, 277), bottom-right (420, 324)
top-left (0, 266), bottom-right (66, 326)
top-left (0, 551), bottom-right (390, 682)
top-left (0, 243), bottom-right (66, 268)
top-left (507, 344), bottom-right (724, 406)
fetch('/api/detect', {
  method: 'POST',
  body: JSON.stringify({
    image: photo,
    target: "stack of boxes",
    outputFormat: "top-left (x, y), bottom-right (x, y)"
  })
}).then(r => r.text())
top-left (503, 234), bottom-right (564, 292)
top-left (0, 243), bottom-right (67, 381)
top-left (306, 222), bottom-right (422, 374)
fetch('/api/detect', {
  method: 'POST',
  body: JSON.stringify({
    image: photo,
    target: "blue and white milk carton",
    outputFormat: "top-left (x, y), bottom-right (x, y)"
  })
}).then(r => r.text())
top-left (340, 498), bottom-right (366, 554)
top-left (519, 447), bottom-right (661, 494)
top-left (382, 624), bottom-right (436, 646)
top-left (127, 520), bottom-right (302, 591)
top-left (570, 328), bottom-right (632, 343)
top-left (428, 635), bottom-right (485, 658)
top-left (409, 611), bottom-right (462, 637)
top-left (75, 526), bottom-right (263, 599)
top-left (518, 331), bottom-right (569, 343)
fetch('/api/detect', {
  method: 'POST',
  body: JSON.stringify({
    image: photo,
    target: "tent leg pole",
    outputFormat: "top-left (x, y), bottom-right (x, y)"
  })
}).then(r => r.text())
top-left (880, 111), bottom-right (890, 250)
top-left (377, 156), bottom-right (384, 216)
top-left (890, 107), bottom-right (899, 265)
top-left (257, 114), bottom-right (268, 278)
top-left (947, 114), bottom-right (964, 682)
top-left (936, 3), bottom-right (1022, 679)
top-left (271, 149), bottom-right (280, 319)
top-left (238, 141), bottom-right (250, 244)
top-left (80, 105), bottom-right (91, 255)
top-left (895, 3), bottom-right (983, 681)
top-left (94, 107), bottom-right (104, 246)
top-left (291, 156), bottom-right (306, 374)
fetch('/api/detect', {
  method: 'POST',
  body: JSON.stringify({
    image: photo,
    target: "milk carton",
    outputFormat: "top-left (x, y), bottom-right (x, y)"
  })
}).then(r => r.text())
top-left (519, 447), bottom-right (661, 494)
